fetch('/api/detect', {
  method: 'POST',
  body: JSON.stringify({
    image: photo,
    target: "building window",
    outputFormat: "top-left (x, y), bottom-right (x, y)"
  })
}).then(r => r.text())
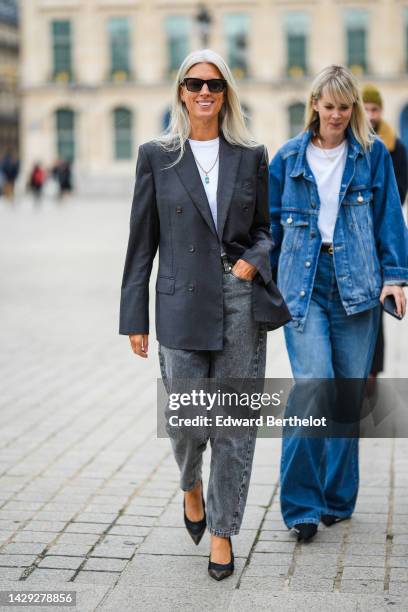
top-left (405, 9), bottom-right (408, 72)
top-left (56, 108), bottom-right (75, 161)
top-left (288, 103), bottom-right (305, 138)
top-left (114, 107), bottom-right (133, 160)
top-left (51, 20), bottom-right (72, 81)
top-left (285, 12), bottom-right (309, 77)
top-left (224, 13), bottom-right (249, 78)
top-left (345, 9), bottom-right (368, 74)
top-left (165, 15), bottom-right (191, 78)
top-left (108, 17), bottom-right (131, 81)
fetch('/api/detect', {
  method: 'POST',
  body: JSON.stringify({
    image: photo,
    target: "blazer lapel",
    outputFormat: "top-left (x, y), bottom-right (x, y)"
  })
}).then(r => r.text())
top-left (216, 136), bottom-right (242, 240)
top-left (172, 141), bottom-right (217, 236)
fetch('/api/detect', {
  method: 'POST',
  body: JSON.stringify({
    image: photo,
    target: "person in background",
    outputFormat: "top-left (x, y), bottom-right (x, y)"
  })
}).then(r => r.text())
top-left (29, 163), bottom-right (46, 201)
top-left (52, 159), bottom-right (73, 198)
top-left (269, 65), bottom-right (407, 542)
top-left (362, 84), bottom-right (408, 380)
top-left (1, 151), bottom-right (19, 199)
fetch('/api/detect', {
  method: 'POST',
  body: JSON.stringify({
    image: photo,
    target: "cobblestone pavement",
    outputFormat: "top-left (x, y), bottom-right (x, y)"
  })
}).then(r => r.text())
top-left (0, 195), bottom-right (407, 611)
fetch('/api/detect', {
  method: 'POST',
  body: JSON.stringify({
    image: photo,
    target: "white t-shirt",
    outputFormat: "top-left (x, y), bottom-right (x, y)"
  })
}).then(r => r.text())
top-left (306, 140), bottom-right (348, 244)
top-left (189, 137), bottom-right (219, 230)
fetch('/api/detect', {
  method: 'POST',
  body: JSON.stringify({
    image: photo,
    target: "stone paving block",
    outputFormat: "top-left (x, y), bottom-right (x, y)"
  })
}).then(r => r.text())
top-left (24, 569), bottom-right (76, 582)
top-left (74, 512), bottom-right (118, 524)
top-left (12, 531), bottom-right (56, 544)
top-left (261, 519), bottom-right (287, 531)
top-left (238, 576), bottom-right (286, 591)
top-left (90, 544), bottom-right (136, 560)
top-left (0, 542), bottom-right (46, 555)
top-left (74, 570), bottom-right (120, 586)
top-left (115, 516), bottom-right (156, 528)
top-left (254, 541), bottom-right (296, 554)
top-left (123, 506), bottom-right (163, 518)
top-left (344, 544), bottom-right (386, 557)
top-left (57, 533), bottom-right (100, 546)
top-left (292, 564), bottom-right (338, 580)
top-left (84, 557), bottom-right (128, 572)
top-left (65, 523), bottom-right (108, 535)
top-left (258, 530), bottom-right (295, 542)
top-left (0, 554), bottom-right (37, 567)
top-left (342, 566), bottom-right (385, 581)
top-left (393, 534), bottom-right (408, 544)
top-left (391, 568), bottom-right (408, 582)
top-left (342, 555), bottom-right (385, 568)
top-left (340, 579), bottom-right (385, 594)
top-left (289, 577), bottom-right (334, 592)
top-left (0, 567), bottom-right (24, 581)
top-left (137, 527), bottom-right (256, 558)
top-left (390, 556), bottom-right (408, 568)
top-left (295, 542), bottom-right (342, 555)
top-left (101, 535), bottom-right (144, 547)
top-left (244, 563), bottom-right (289, 578)
top-left (389, 545), bottom-right (408, 556)
top-left (46, 544), bottom-right (92, 557)
top-left (249, 553), bottom-right (293, 567)
top-left (38, 555), bottom-right (84, 570)
top-left (26, 521), bottom-right (68, 533)
top-left (101, 586), bottom-right (233, 612)
top-left (107, 525), bottom-right (150, 538)
top-left (389, 582), bottom-right (408, 596)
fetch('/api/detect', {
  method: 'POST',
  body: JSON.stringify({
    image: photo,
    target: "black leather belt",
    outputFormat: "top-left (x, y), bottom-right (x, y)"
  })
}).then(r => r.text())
top-left (321, 244), bottom-right (334, 255)
top-left (221, 254), bottom-right (233, 273)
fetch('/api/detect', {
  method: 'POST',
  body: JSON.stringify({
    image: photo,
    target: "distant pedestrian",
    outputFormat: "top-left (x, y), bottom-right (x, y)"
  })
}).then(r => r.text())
top-left (52, 160), bottom-right (72, 198)
top-left (29, 163), bottom-right (46, 201)
top-left (1, 151), bottom-right (19, 199)
top-left (362, 84), bottom-right (408, 378)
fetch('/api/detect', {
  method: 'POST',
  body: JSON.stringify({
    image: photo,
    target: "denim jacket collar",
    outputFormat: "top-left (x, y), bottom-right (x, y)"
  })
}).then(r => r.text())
top-left (289, 127), bottom-right (364, 179)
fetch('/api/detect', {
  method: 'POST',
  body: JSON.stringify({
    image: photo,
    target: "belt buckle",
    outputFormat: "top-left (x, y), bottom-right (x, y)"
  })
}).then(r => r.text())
top-left (221, 255), bottom-right (232, 273)
top-left (328, 245), bottom-right (334, 255)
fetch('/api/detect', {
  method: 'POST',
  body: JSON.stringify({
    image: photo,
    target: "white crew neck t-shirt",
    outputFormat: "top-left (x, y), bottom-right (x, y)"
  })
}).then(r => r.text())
top-left (306, 140), bottom-right (348, 244)
top-left (189, 137), bottom-right (219, 230)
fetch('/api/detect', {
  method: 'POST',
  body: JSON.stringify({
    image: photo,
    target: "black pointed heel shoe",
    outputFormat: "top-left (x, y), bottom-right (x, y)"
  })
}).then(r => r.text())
top-left (293, 523), bottom-right (318, 542)
top-left (321, 514), bottom-right (349, 527)
top-left (208, 537), bottom-right (234, 581)
top-left (183, 482), bottom-right (206, 546)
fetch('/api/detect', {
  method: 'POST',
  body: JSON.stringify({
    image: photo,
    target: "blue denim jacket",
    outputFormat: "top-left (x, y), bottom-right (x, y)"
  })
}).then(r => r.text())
top-left (269, 128), bottom-right (408, 330)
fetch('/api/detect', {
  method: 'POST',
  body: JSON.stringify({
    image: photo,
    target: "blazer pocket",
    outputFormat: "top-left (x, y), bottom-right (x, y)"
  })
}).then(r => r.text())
top-left (156, 277), bottom-right (175, 294)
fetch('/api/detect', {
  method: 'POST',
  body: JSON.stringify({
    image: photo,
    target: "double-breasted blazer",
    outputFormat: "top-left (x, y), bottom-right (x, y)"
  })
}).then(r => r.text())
top-left (119, 134), bottom-right (290, 350)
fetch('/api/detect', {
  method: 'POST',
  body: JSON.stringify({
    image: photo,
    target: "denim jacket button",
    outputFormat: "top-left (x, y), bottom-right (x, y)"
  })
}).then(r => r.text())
top-left (300, 290), bottom-right (306, 297)
top-left (311, 202), bottom-right (316, 209)
top-left (287, 217), bottom-right (293, 224)
top-left (310, 231), bottom-right (316, 238)
top-left (305, 261), bottom-right (311, 268)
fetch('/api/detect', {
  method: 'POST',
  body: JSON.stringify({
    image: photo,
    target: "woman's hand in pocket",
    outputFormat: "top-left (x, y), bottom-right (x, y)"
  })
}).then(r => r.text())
top-left (231, 259), bottom-right (257, 281)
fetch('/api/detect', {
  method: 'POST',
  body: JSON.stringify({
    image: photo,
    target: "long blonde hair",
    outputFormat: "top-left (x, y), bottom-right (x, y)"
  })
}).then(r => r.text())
top-left (156, 49), bottom-right (257, 164)
top-left (305, 65), bottom-right (375, 150)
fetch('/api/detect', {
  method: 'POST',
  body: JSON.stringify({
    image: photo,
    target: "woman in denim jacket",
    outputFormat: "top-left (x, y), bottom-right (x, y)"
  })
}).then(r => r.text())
top-left (269, 65), bottom-right (408, 541)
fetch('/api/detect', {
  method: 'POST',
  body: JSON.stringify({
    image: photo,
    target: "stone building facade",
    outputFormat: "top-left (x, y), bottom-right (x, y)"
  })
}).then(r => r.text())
top-left (20, 0), bottom-right (408, 194)
top-left (0, 0), bottom-right (19, 156)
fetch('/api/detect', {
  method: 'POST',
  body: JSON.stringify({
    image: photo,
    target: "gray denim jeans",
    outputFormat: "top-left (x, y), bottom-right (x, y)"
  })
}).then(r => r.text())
top-left (158, 272), bottom-right (267, 537)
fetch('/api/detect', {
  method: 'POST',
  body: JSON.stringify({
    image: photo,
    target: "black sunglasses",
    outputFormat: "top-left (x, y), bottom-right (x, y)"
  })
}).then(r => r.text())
top-left (181, 77), bottom-right (227, 93)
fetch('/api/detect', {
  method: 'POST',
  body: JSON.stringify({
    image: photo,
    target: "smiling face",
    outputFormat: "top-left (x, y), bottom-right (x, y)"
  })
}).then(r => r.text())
top-left (313, 86), bottom-right (353, 141)
top-left (180, 62), bottom-right (225, 128)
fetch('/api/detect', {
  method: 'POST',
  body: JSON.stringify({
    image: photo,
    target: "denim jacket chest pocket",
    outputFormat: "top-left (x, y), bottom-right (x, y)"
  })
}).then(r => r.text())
top-left (280, 212), bottom-right (310, 254)
top-left (342, 188), bottom-right (374, 233)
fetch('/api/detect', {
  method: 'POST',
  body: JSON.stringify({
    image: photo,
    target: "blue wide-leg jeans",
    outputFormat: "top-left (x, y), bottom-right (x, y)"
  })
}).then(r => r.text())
top-left (280, 251), bottom-right (380, 528)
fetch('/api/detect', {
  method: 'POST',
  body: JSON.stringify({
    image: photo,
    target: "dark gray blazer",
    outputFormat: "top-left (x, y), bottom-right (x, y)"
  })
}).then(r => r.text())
top-left (119, 135), bottom-right (290, 350)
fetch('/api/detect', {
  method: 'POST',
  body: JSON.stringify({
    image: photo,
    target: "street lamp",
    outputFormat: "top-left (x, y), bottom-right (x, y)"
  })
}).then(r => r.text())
top-left (196, 5), bottom-right (212, 48)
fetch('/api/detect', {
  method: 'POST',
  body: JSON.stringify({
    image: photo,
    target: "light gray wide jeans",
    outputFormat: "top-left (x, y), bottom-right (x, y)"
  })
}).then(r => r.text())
top-left (158, 271), bottom-right (267, 537)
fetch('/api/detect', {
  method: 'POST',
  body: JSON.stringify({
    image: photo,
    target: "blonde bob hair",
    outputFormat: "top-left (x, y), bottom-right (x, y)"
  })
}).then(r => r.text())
top-left (156, 49), bottom-right (257, 164)
top-left (305, 65), bottom-right (375, 150)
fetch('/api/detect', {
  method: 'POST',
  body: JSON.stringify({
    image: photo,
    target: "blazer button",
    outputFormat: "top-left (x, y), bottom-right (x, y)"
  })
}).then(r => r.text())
top-left (176, 207), bottom-right (183, 214)
top-left (243, 206), bottom-right (249, 212)
top-left (300, 290), bottom-right (306, 297)
top-left (188, 245), bottom-right (195, 252)
top-left (188, 284), bottom-right (195, 292)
